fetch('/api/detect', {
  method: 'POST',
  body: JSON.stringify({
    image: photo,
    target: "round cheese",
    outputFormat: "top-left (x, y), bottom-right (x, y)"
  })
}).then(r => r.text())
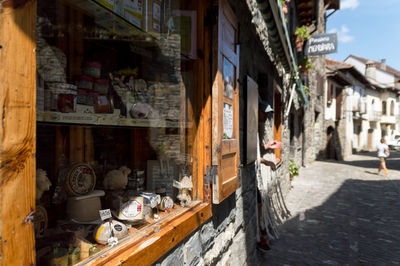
top-left (65, 163), bottom-right (96, 196)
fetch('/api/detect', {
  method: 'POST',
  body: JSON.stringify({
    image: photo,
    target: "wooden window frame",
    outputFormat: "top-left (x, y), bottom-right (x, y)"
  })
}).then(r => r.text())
top-left (0, 0), bottom-right (214, 265)
top-left (211, 0), bottom-right (240, 204)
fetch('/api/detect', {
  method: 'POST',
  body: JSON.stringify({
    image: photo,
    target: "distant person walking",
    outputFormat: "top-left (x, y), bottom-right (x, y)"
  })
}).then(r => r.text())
top-left (377, 138), bottom-right (390, 176)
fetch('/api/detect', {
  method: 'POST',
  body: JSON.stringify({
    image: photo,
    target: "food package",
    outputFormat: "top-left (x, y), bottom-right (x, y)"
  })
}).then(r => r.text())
top-left (94, 95), bottom-right (112, 113)
top-left (83, 62), bottom-right (101, 78)
top-left (158, 196), bottom-right (174, 211)
top-left (112, 195), bottom-right (145, 223)
top-left (58, 94), bottom-right (76, 113)
top-left (94, 79), bottom-right (109, 94)
top-left (93, 220), bottom-right (128, 245)
top-left (139, 192), bottom-right (161, 209)
top-left (77, 75), bottom-right (94, 90)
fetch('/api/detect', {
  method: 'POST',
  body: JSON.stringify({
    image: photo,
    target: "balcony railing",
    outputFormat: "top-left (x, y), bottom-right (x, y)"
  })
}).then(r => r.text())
top-left (369, 111), bottom-right (382, 121)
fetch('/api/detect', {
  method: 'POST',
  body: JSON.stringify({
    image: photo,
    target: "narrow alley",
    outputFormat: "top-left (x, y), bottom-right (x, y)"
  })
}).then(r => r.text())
top-left (260, 152), bottom-right (400, 265)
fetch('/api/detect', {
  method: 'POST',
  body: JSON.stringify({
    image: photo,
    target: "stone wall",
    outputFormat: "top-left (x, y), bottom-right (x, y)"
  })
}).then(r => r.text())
top-left (155, 165), bottom-right (258, 266)
top-left (304, 0), bottom-right (328, 165)
top-left (155, 0), bottom-right (294, 265)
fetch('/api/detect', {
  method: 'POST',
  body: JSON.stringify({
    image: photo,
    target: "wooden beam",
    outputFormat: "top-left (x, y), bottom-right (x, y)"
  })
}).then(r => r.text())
top-left (105, 203), bottom-right (211, 266)
top-left (82, 202), bottom-right (211, 265)
top-left (0, 0), bottom-right (37, 265)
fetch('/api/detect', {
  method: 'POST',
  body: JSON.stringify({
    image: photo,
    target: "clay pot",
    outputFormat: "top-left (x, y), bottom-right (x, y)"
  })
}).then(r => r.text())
top-left (295, 36), bottom-right (303, 52)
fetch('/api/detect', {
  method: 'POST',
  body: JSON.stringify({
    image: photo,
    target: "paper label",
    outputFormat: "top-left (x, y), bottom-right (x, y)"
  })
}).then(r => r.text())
top-left (121, 200), bottom-right (142, 217)
top-left (99, 209), bottom-right (112, 220)
top-left (223, 103), bottom-right (233, 139)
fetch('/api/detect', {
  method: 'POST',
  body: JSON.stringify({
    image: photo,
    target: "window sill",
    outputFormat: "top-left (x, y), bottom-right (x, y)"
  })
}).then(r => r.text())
top-left (79, 201), bottom-right (211, 266)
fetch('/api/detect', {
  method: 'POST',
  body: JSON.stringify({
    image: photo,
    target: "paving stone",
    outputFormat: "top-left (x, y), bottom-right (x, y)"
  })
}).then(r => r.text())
top-left (259, 152), bottom-right (400, 265)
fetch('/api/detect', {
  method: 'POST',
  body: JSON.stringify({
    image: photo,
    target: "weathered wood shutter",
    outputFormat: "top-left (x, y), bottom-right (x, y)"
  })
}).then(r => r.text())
top-left (212, 0), bottom-right (240, 204)
top-left (0, 0), bottom-right (37, 264)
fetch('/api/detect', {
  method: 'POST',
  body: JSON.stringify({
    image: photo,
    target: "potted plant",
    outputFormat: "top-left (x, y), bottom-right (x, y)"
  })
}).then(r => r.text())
top-left (289, 160), bottom-right (299, 181)
top-left (294, 25), bottom-right (311, 52)
top-left (298, 56), bottom-right (312, 74)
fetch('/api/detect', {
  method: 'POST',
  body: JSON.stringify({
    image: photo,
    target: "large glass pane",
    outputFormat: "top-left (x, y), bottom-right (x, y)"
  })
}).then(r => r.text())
top-left (35, 0), bottom-right (200, 264)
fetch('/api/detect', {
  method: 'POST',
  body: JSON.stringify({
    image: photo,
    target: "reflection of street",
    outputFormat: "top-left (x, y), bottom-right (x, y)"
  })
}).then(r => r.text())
top-left (259, 152), bottom-right (400, 265)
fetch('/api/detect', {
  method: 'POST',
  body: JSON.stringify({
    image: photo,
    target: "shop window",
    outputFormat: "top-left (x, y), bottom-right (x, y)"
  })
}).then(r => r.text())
top-left (382, 101), bottom-right (387, 115)
top-left (32, 0), bottom-right (211, 265)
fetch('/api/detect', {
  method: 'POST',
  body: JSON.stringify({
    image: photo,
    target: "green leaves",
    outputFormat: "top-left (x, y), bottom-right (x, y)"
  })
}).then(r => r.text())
top-left (295, 26), bottom-right (311, 41)
top-left (289, 160), bottom-right (299, 180)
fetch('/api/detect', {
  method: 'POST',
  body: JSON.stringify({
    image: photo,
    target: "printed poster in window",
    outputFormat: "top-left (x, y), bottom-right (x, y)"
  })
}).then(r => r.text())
top-left (223, 103), bottom-right (233, 139)
top-left (172, 10), bottom-right (197, 59)
top-left (152, 1), bottom-right (161, 32)
top-left (223, 57), bottom-right (234, 100)
top-left (122, 0), bottom-right (144, 28)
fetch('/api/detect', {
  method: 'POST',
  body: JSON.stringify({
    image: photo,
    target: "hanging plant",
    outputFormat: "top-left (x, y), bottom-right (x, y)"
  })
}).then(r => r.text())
top-left (302, 85), bottom-right (310, 97)
top-left (298, 56), bottom-right (312, 73)
top-left (294, 25), bottom-right (311, 41)
top-left (294, 25), bottom-right (311, 52)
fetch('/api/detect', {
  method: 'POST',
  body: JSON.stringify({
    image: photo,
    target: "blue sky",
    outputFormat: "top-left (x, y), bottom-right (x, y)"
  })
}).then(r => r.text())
top-left (326, 0), bottom-right (400, 70)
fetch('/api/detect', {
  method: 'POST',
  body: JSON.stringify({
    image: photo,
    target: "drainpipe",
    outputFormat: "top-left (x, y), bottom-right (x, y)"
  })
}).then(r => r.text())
top-left (274, 0), bottom-right (310, 107)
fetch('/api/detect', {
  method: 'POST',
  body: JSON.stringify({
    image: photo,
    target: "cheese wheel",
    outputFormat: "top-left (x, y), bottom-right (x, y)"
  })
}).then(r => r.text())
top-left (64, 163), bottom-right (96, 196)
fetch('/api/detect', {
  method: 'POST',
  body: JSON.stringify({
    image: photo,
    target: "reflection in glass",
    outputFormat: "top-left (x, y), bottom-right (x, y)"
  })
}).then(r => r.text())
top-left (35, 0), bottom-right (199, 263)
top-left (223, 57), bottom-right (234, 100)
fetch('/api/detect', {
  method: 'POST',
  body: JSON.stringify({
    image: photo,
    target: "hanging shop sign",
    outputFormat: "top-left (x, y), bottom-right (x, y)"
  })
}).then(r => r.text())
top-left (305, 33), bottom-right (337, 56)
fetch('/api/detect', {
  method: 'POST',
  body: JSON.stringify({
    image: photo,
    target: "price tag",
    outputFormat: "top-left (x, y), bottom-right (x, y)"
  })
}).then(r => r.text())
top-left (99, 209), bottom-right (112, 221)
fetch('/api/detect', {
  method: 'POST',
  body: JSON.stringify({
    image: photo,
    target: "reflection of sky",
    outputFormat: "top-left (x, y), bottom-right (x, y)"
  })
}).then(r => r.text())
top-left (223, 58), bottom-right (234, 85)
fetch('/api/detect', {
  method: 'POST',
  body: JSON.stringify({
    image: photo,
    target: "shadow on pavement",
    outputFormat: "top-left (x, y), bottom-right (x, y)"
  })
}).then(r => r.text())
top-left (320, 151), bottom-right (400, 172)
top-left (259, 179), bottom-right (400, 265)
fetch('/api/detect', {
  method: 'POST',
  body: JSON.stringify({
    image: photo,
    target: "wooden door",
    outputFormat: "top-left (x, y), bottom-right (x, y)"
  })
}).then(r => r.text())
top-left (0, 1), bottom-right (37, 265)
top-left (274, 88), bottom-right (282, 162)
top-left (368, 129), bottom-right (373, 150)
top-left (212, 0), bottom-right (239, 204)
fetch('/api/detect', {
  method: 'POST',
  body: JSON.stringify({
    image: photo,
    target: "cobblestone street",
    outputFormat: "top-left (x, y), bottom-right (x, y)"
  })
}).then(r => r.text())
top-left (259, 152), bottom-right (400, 265)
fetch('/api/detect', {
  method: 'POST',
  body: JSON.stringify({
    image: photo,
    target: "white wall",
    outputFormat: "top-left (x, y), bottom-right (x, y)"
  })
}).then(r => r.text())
top-left (375, 69), bottom-right (395, 87)
top-left (345, 57), bottom-right (365, 75)
top-left (325, 79), bottom-right (337, 121)
top-left (345, 56), bottom-right (396, 88)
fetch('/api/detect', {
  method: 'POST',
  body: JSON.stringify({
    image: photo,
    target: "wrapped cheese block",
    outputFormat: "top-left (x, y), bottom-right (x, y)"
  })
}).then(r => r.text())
top-left (93, 220), bottom-right (128, 245)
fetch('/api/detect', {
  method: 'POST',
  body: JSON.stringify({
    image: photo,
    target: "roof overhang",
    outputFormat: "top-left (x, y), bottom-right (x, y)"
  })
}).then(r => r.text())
top-left (296, 0), bottom-right (316, 25)
top-left (255, 0), bottom-right (310, 106)
top-left (327, 71), bottom-right (352, 86)
top-left (324, 0), bottom-right (340, 10)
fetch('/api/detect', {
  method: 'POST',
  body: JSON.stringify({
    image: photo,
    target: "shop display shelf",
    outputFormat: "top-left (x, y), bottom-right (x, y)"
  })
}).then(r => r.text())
top-left (37, 111), bottom-right (185, 128)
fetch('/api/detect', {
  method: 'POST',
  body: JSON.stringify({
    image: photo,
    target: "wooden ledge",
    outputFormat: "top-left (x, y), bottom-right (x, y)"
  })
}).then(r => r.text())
top-left (80, 202), bottom-right (211, 266)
